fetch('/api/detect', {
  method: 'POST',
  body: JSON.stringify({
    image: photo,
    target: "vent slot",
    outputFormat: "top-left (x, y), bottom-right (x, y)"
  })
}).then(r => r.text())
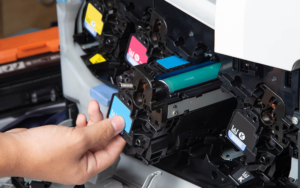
top-left (150, 151), bottom-right (163, 160)
top-left (285, 72), bottom-right (292, 88)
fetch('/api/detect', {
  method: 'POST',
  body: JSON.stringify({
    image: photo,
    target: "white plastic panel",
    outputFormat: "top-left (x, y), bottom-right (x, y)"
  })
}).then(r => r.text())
top-left (165, 0), bottom-right (216, 29)
top-left (115, 154), bottom-right (200, 188)
top-left (289, 158), bottom-right (298, 181)
top-left (57, 0), bottom-right (108, 117)
top-left (215, 0), bottom-right (300, 71)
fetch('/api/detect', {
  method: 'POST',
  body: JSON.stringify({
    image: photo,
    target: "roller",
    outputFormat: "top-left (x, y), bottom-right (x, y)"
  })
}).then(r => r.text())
top-left (160, 62), bottom-right (221, 93)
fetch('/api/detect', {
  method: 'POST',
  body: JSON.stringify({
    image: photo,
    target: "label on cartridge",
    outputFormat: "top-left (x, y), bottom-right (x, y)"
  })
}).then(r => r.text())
top-left (228, 111), bottom-right (258, 152)
top-left (0, 53), bottom-right (60, 77)
top-left (232, 169), bottom-right (254, 184)
top-left (89, 54), bottom-right (106, 64)
top-left (228, 130), bottom-right (246, 151)
top-left (109, 96), bottom-right (133, 134)
top-left (84, 3), bottom-right (104, 37)
top-left (126, 36), bottom-right (148, 66)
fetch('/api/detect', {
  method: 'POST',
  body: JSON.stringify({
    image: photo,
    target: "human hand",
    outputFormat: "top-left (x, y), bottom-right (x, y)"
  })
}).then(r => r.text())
top-left (2, 100), bottom-right (126, 185)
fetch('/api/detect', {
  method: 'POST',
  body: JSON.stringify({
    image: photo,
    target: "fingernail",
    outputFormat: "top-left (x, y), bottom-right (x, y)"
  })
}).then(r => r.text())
top-left (111, 116), bottom-right (125, 133)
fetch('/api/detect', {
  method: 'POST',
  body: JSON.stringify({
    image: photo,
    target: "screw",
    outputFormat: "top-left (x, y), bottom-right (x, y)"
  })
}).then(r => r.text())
top-left (272, 76), bottom-right (277, 82)
top-left (136, 139), bottom-right (141, 146)
top-left (290, 178), bottom-right (296, 183)
top-left (173, 105), bottom-right (177, 108)
top-left (204, 53), bottom-right (213, 57)
top-left (50, 89), bottom-right (56, 102)
top-left (292, 117), bottom-right (299, 125)
top-left (221, 178), bottom-right (225, 181)
top-left (173, 111), bottom-right (178, 116)
top-left (260, 156), bottom-right (266, 163)
top-left (106, 39), bottom-right (111, 45)
top-left (272, 130), bottom-right (275, 134)
top-left (189, 31), bottom-right (194, 37)
top-left (31, 92), bottom-right (37, 103)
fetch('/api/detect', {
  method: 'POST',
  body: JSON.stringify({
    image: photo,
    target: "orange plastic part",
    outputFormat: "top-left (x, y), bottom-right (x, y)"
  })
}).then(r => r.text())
top-left (0, 27), bottom-right (60, 65)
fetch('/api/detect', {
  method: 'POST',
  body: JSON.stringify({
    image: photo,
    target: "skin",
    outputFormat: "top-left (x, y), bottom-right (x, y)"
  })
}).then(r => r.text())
top-left (0, 100), bottom-right (126, 185)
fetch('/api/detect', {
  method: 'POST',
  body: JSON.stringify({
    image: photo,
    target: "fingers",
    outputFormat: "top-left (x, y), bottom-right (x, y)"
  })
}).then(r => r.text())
top-left (76, 114), bottom-right (87, 128)
top-left (93, 135), bottom-right (126, 171)
top-left (76, 100), bottom-right (103, 128)
top-left (84, 116), bottom-right (125, 147)
top-left (87, 100), bottom-right (103, 126)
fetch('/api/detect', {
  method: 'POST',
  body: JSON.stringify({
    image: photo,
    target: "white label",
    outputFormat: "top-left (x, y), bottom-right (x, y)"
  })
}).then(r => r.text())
top-left (109, 109), bottom-right (117, 118)
top-left (231, 125), bottom-right (239, 135)
top-left (239, 132), bottom-right (245, 141)
top-left (0, 61), bottom-right (25, 73)
top-left (238, 171), bottom-right (250, 183)
top-left (91, 20), bottom-right (96, 27)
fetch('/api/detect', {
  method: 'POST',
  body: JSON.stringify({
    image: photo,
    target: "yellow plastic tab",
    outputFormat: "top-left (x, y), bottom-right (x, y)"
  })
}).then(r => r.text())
top-left (85, 3), bottom-right (104, 36)
top-left (90, 54), bottom-right (106, 64)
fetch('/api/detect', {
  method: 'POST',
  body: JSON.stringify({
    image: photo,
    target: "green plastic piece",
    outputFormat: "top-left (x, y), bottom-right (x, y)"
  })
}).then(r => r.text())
top-left (161, 63), bottom-right (222, 93)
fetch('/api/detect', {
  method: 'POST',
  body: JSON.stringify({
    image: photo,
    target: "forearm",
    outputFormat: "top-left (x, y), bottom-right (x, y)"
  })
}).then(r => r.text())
top-left (0, 133), bottom-right (19, 177)
top-left (0, 100), bottom-right (125, 185)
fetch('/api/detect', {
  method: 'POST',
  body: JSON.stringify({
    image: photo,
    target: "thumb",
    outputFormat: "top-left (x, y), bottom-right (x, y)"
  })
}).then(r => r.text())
top-left (84, 116), bottom-right (125, 147)
top-left (6, 128), bottom-right (27, 133)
